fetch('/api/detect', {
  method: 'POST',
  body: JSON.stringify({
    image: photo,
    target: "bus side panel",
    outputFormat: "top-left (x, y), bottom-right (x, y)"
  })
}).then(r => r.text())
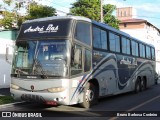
top-left (92, 50), bottom-right (156, 97)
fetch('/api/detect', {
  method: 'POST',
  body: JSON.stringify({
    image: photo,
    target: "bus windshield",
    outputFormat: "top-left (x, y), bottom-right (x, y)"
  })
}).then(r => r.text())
top-left (12, 40), bottom-right (69, 78)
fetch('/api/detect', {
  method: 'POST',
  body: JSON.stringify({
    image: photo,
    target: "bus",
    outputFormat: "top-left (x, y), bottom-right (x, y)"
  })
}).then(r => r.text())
top-left (10, 16), bottom-right (156, 108)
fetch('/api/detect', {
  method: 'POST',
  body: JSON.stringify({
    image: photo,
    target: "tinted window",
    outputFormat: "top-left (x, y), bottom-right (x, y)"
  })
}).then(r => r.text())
top-left (84, 49), bottom-right (91, 72)
top-left (75, 22), bottom-right (91, 46)
top-left (122, 37), bottom-right (130, 55)
top-left (93, 26), bottom-right (107, 49)
top-left (131, 41), bottom-right (139, 56)
top-left (146, 46), bottom-right (151, 59)
top-left (151, 48), bottom-right (155, 60)
top-left (139, 43), bottom-right (146, 58)
top-left (109, 32), bottom-right (120, 52)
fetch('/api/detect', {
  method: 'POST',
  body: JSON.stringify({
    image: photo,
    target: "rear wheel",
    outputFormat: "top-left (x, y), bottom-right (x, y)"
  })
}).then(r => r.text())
top-left (80, 82), bottom-right (98, 108)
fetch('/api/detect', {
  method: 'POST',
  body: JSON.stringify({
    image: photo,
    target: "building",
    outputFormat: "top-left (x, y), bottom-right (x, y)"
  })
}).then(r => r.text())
top-left (116, 7), bottom-right (160, 75)
top-left (0, 30), bottom-right (16, 88)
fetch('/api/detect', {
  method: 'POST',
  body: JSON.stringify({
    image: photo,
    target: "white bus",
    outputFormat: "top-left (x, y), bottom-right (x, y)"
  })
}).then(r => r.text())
top-left (10, 16), bottom-right (156, 108)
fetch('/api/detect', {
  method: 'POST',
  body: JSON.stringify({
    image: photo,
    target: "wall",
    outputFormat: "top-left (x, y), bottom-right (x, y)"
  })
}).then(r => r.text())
top-left (119, 22), bottom-right (145, 29)
top-left (0, 30), bottom-right (16, 88)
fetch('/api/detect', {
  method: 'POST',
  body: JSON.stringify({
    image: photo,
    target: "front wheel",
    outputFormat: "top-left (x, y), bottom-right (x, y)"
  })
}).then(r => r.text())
top-left (140, 79), bottom-right (146, 91)
top-left (135, 79), bottom-right (141, 93)
top-left (80, 82), bottom-right (98, 108)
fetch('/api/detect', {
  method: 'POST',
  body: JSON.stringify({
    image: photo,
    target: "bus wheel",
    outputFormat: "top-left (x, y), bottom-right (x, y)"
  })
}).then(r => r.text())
top-left (140, 79), bottom-right (146, 91)
top-left (135, 79), bottom-right (141, 93)
top-left (80, 82), bottom-right (98, 108)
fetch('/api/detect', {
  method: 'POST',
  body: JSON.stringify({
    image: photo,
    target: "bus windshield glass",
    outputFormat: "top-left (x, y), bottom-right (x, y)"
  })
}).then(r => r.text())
top-left (12, 40), bottom-right (69, 78)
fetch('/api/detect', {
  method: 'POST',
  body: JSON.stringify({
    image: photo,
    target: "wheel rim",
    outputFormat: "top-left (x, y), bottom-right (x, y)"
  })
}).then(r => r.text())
top-left (85, 89), bottom-right (94, 102)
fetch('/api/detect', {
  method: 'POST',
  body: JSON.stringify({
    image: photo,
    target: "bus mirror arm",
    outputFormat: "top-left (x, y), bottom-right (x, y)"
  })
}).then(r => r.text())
top-left (71, 47), bottom-right (75, 63)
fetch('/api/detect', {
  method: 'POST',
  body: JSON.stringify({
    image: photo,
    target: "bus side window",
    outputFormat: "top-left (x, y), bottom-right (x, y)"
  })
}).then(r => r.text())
top-left (109, 32), bottom-right (120, 52)
top-left (71, 45), bottom-right (83, 75)
top-left (131, 40), bottom-right (139, 56)
top-left (122, 37), bottom-right (130, 55)
top-left (151, 48), bottom-right (155, 60)
top-left (139, 43), bottom-right (146, 58)
top-left (146, 46), bottom-right (151, 59)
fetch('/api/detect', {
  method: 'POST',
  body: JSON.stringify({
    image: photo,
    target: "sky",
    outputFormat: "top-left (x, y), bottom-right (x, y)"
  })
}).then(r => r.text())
top-left (36, 0), bottom-right (160, 29)
top-left (1, 0), bottom-right (160, 28)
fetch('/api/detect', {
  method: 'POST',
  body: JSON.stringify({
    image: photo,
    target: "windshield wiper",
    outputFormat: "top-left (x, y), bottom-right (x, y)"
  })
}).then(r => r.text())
top-left (32, 59), bottom-right (48, 79)
top-left (15, 68), bottom-right (28, 75)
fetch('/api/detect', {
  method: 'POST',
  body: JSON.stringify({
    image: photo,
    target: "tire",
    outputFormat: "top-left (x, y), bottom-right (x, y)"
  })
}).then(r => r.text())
top-left (140, 79), bottom-right (146, 91)
top-left (135, 79), bottom-right (141, 93)
top-left (80, 82), bottom-right (98, 108)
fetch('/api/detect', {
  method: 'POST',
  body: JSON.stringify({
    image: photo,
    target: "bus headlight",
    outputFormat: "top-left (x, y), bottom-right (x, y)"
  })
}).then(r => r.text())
top-left (11, 84), bottom-right (20, 90)
top-left (47, 87), bottom-right (65, 93)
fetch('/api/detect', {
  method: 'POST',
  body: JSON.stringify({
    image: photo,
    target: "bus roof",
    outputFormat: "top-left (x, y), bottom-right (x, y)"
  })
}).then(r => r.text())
top-left (23, 16), bottom-right (91, 24)
top-left (23, 15), bottom-right (154, 48)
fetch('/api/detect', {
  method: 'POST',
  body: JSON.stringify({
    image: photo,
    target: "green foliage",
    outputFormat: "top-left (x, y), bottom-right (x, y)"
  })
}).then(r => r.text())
top-left (0, 96), bottom-right (14, 105)
top-left (103, 4), bottom-right (120, 29)
top-left (0, 11), bottom-right (15, 29)
top-left (0, 1), bottom-right (56, 29)
top-left (26, 2), bottom-right (57, 20)
top-left (70, 0), bottom-right (120, 29)
top-left (70, 0), bottom-right (100, 21)
top-left (3, 0), bottom-right (12, 6)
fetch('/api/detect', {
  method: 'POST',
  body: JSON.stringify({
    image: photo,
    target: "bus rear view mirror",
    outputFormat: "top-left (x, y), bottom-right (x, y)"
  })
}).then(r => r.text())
top-left (5, 44), bottom-right (14, 65)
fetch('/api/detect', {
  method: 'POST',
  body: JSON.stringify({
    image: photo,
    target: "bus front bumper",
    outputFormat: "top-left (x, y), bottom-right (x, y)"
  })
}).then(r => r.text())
top-left (10, 89), bottom-right (69, 105)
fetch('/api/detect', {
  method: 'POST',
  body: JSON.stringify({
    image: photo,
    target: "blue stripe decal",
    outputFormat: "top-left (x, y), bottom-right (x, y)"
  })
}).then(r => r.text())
top-left (70, 54), bottom-right (117, 102)
top-left (70, 75), bottom-right (87, 101)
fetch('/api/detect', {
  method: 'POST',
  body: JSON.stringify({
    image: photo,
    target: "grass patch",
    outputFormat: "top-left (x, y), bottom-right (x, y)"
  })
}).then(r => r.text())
top-left (0, 96), bottom-right (14, 105)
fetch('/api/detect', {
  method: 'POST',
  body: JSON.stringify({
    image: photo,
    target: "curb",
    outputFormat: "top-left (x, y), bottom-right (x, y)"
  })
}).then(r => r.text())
top-left (0, 101), bottom-right (25, 108)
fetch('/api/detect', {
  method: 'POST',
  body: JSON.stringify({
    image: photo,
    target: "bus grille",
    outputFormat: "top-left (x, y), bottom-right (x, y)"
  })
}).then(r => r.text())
top-left (21, 94), bottom-right (45, 103)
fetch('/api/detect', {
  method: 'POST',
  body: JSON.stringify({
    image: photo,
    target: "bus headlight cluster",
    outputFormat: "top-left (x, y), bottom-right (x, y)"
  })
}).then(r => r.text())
top-left (11, 84), bottom-right (20, 90)
top-left (47, 87), bottom-right (65, 93)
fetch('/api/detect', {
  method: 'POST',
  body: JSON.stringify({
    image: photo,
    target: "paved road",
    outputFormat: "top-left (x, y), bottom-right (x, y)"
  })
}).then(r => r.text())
top-left (0, 83), bottom-right (160, 120)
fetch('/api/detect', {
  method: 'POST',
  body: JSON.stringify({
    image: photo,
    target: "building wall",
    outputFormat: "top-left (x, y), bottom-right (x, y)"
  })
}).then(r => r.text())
top-left (0, 30), bottom-right (17, 40)
top-left (116, 7), bottom-right (137, 20)
top-left (0, 30), bottom-right (16, 88)
top-left (119, 22), bottom-right (145, 29)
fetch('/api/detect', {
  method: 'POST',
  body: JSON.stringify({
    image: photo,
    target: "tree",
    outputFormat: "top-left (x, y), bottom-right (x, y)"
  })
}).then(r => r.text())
top-left (0, 11), bottom-right (16, 29)
top-left (0, 1), bottom-right (57, 29)
top-left (70, 0), bottom-right (100, 21)
top-left (26, 2), bottom-right (57, 20)
top-left (103, 4), bottom-right (120, 29)
top-left (0, 0), bottom-right (23, 29)
top-left (70, 0), bottom-right (120, 29)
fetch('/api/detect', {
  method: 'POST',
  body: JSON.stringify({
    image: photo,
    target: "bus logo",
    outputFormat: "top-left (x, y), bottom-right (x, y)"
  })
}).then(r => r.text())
top-left (31, 85), bottom-right (34, 91)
